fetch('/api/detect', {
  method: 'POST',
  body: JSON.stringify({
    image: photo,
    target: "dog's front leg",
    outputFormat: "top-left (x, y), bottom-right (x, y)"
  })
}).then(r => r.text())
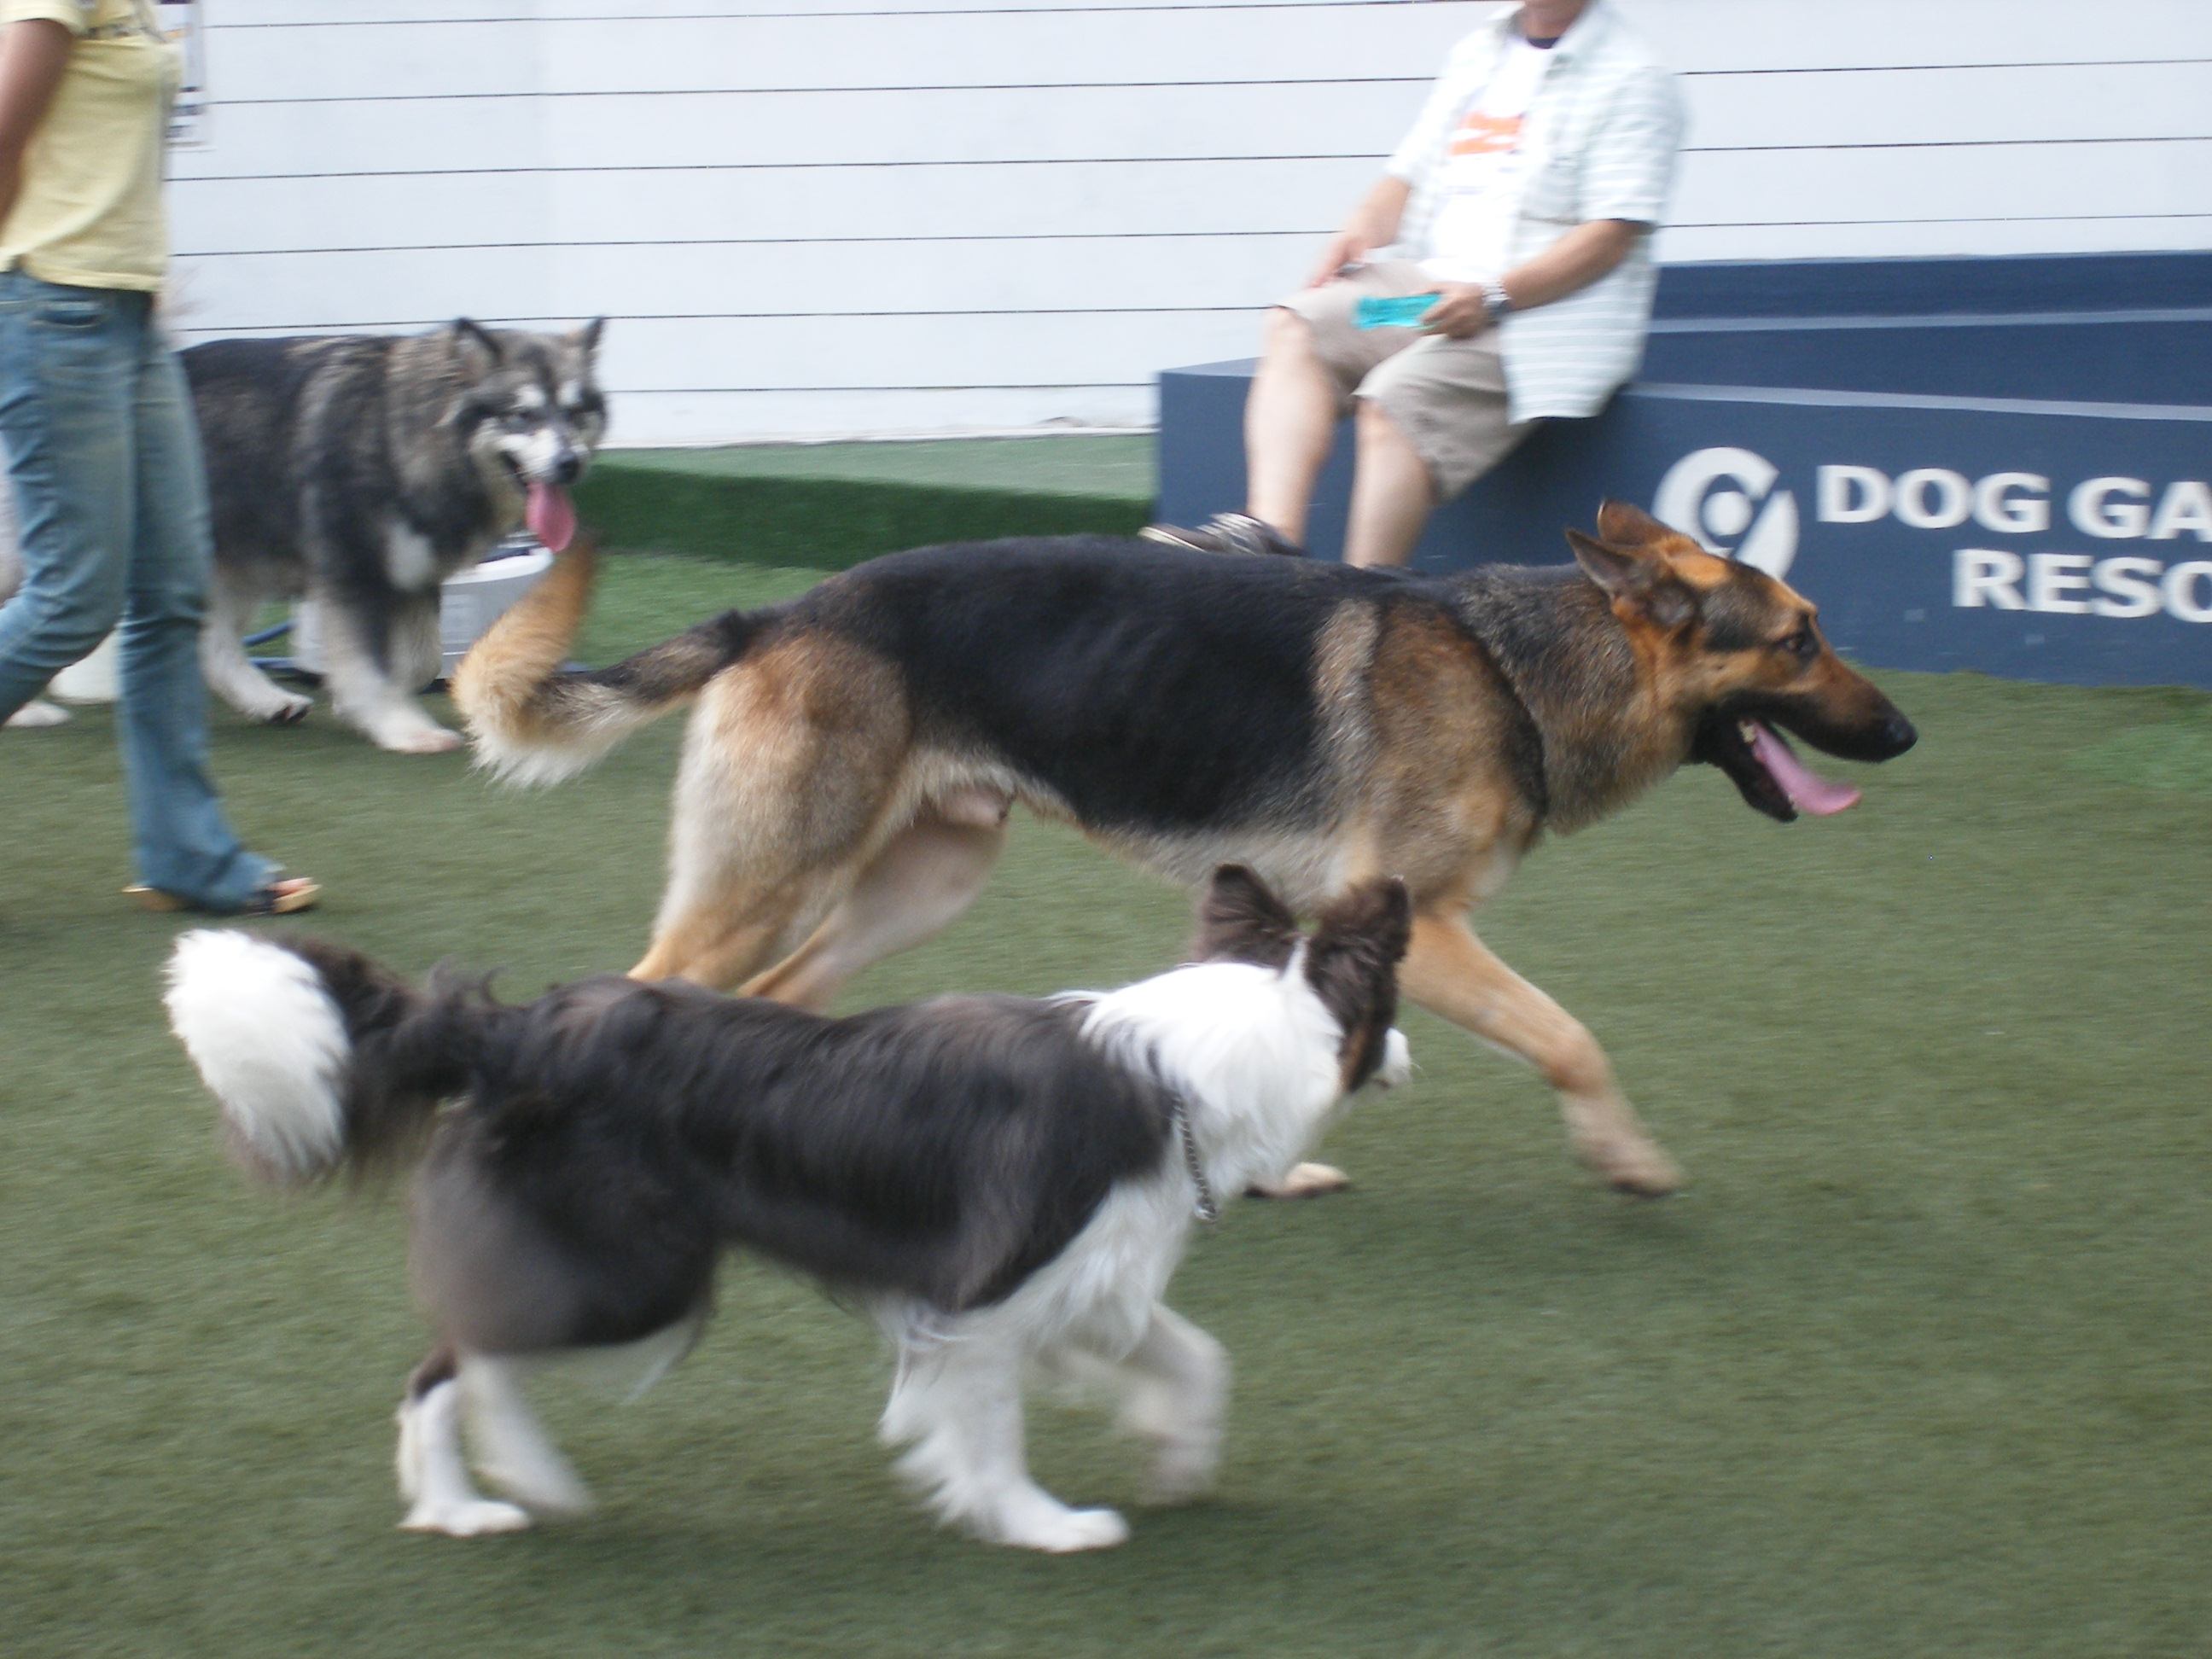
top-left (319, 592), bottom-right (463, 754)
top-left (1400, 911), bottom-right (1683, 1196)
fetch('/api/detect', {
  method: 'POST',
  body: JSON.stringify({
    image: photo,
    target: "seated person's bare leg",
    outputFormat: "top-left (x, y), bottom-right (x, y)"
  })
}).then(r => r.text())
top-left (1243, 308), bottom-right (1342, 546)
top-left (1343, 397), bottom-right (1437, 569)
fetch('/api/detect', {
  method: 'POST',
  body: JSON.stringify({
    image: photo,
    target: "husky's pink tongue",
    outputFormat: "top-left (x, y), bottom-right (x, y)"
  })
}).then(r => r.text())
top-left (526, 481), bottom-right (576, 553)
top-left (1750, 722), bottom-right (1860, 816)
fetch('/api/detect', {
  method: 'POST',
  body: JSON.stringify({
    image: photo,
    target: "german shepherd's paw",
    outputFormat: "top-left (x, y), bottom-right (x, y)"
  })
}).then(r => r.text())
top-left (1589, 1139), bottom-right (1684, 1197)
top-left (372, 724), bottom-right (464, 755)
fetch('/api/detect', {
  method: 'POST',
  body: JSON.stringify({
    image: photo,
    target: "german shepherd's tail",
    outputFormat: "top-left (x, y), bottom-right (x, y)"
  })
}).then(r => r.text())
top-left (451, 540), bottom-right (760, 787)
top-left (165, 931), bottom-right (493, 1188)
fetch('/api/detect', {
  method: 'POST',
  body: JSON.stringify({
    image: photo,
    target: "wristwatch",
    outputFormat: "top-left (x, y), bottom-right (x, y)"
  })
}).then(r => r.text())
top-left (1481, 278), bottom-right (1514, 322)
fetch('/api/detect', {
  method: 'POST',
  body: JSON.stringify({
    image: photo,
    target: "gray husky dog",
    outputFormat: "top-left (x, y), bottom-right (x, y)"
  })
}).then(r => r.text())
top-left (185, 318), bottom-right (606, 754)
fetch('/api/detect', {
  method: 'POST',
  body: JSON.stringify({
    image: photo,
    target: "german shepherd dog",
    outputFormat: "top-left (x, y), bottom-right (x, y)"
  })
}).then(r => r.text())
top-left (163, 868), bottom-right (1412, 1548)
top-left (185, 319), bottom-right (606, 754)
top-left (453, 502), bottom-right (1916, 1196)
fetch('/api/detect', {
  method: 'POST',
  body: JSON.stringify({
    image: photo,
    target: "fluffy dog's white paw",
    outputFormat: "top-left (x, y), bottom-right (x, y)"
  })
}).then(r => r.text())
top-left (1140, 1443), bottom-right (1218, 1507)
top-left (1004, 1506), bottom-right (1129, 1552)
top-left (480, 1459), bottom-right (595, 1518)
top-left (1248, 1161), bottom-right (1349, 1199)
top-left (400, 1499), bottom-right (533, 1536)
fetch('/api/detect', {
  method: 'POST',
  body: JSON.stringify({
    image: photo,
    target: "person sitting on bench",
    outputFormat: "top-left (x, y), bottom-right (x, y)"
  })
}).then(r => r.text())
top-left (1145, 0), bottom-right (1685, 568)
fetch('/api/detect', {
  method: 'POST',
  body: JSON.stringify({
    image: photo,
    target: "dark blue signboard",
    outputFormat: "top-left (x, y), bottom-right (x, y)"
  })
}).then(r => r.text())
top-left (1158, 363), bottom-right (2212, 690)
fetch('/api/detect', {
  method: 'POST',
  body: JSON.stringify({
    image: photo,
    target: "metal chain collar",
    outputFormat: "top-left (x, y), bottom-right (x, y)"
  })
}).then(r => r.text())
top-left (1167, 1091), bottom-right (1220, 1227)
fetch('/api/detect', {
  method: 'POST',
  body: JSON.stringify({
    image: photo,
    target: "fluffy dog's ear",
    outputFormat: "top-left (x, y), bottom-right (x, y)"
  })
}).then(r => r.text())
top-left (1567, 528), bottom-right (1696, 631)
top-left (1311, 877), bottom-right (1412, 970)
top-left (573, 317), bottom-right (606, 357)
top-left (1190, 864), bottom-right (1300, 969)
top-left (452, 317), bottom-right (504, 374)
top-left (1306, 877), bottom-right (1412, 1090)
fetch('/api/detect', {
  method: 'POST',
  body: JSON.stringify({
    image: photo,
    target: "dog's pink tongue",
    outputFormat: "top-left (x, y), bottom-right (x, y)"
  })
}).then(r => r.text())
top-left (526, 482), bottom-right (575, 553)
top-left (1751, 722), bottom-right (1860, 816)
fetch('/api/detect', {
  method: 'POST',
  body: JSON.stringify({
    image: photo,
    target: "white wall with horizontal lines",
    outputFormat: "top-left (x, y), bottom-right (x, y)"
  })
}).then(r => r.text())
top-left (166, 0), bottom-right (2212, 443)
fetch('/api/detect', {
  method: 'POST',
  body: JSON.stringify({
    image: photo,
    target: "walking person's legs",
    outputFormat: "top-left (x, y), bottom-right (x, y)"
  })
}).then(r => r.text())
top-left (117, 300), bottom-right (294, 910)
top-left (0, 278), bottom-right (137, 719)
top-left (0, 275), bottom-right (311, 912)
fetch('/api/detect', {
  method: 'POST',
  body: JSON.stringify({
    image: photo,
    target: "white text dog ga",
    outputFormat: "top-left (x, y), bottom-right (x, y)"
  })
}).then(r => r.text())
top-left (1817, 465), bottom-right (2212, 621)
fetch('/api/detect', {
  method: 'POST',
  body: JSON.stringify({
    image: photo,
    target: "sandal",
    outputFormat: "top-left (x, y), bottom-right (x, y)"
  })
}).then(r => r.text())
top-left (125, 876), bottom-right (322, 917)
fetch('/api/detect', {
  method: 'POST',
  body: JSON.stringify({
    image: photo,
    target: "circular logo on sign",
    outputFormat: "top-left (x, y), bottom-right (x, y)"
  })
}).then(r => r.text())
top-left (1652, 447), bottom-right (1799, 578)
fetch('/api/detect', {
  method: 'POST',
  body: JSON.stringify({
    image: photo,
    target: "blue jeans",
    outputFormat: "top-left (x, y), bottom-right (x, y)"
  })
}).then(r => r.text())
top-left (0, 273), bottom-right (275, 907)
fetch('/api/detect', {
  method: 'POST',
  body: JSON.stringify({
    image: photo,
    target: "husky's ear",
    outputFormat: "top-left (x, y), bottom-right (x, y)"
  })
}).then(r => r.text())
top-left (572, 317), bottom-right (606, 357)
top-left (1190, 864), bottom-right (1300, 969)
top-left (1594, 499), bottom-right (1685, 548)
top-left (451, 317), bottom-right (504, 375)
top-left (1567, 528), bottom-right (1696, 631)
top-left (1306, 877), bottom-right (1412, 1091)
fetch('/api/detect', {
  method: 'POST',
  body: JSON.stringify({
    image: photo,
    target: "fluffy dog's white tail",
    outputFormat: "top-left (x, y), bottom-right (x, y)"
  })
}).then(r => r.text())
top-left (165, 930), bottom-right (352, 1184)
top-left (165, 930), bottom-right (485, 1187)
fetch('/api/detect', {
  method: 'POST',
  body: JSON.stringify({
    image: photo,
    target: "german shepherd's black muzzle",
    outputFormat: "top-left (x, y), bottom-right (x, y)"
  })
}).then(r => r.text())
top-left (1693, 684), bottom-right (1917, 824)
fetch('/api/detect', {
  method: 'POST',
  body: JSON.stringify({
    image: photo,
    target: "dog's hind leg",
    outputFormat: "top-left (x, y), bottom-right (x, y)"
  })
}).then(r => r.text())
top-left (883, 1337), bottom-right (1129, 1551)
top-left (1097, 1305), bottom-right (1229, 1506)
top-left (1400, 911), bottom-right (1683, 1196)
top-left (742, 808), bottom-right (1008, 1012)
top-left (632, 657), bottom-right (910, 988)
top-left (461, 1355), bottom-right (594, 1517)
top-left (395, 1347), bottom-right (532, 1535)
top-left (198, 568), bottom-right (310, 725)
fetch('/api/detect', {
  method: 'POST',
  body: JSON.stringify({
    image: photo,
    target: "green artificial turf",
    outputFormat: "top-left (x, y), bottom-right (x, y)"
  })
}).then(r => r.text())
top-left (3, 551), bottom-right (2209, 1657)
top-left (575, 437), bottom-right (1155, 568)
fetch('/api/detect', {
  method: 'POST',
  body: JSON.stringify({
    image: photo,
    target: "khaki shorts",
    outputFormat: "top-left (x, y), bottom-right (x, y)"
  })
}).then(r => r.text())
top-left (1279, 260), bottom-right (1533, 501)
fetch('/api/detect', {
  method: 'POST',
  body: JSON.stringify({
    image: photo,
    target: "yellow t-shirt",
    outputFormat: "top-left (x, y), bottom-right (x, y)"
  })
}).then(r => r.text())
top-left (0, 0), bottom-right (179, 291)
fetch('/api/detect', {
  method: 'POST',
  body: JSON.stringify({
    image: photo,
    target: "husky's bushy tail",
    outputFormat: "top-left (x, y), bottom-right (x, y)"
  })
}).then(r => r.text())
top-left (451, 540), bottom-right (761, 787)
top-left (164, 931), bottom-right (489, 1187)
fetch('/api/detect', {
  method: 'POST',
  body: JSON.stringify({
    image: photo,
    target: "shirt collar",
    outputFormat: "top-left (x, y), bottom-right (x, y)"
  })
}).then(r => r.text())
top-left (1500, 0), bottom-right (1609, 65)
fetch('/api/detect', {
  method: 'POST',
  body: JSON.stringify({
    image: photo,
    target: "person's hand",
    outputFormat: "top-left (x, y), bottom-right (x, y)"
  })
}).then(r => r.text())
top-left (1418, 283), bottom-right (1496, 339)
top-left (1305, 229), bottom-right (1371, 288)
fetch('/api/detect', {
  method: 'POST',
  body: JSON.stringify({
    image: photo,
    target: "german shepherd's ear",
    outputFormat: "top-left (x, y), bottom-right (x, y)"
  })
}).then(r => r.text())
top-left (1191, 864), bottom-right (1301, 969)
top-left (1594, 499), bottom-right (1685, 548)
top-left (1567, 527), bottom-right (1696, 631)
top-left (573, 317), bottom-right (606, 356)
top-left (452, 317), bottom-right (504, 374)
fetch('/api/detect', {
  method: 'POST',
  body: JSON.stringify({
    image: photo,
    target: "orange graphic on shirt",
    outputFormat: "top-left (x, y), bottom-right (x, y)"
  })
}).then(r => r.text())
top-left (1450, 111), bottom-right (1523, 156)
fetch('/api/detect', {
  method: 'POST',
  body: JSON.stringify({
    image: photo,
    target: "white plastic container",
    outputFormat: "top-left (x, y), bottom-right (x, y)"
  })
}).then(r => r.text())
top-left (292, 541), bottom-right (555, 681)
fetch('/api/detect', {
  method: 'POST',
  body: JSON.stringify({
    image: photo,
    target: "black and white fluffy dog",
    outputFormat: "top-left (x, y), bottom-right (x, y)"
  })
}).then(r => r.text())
top-left (163, 868), bottom-right (1412, 1550)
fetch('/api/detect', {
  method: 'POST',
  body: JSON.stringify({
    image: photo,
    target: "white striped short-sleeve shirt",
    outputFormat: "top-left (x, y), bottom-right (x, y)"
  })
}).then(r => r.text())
top-left (1385, 1), bottom-right (1685, 422)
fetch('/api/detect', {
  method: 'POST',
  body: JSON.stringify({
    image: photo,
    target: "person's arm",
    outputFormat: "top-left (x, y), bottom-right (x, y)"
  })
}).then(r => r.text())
top-left (1304, 175), bottom-right (1413, 288)
top-left (1417, 218), bottom-right (1644, 338)
top-left (0, 19), bottom-right (73, 232)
